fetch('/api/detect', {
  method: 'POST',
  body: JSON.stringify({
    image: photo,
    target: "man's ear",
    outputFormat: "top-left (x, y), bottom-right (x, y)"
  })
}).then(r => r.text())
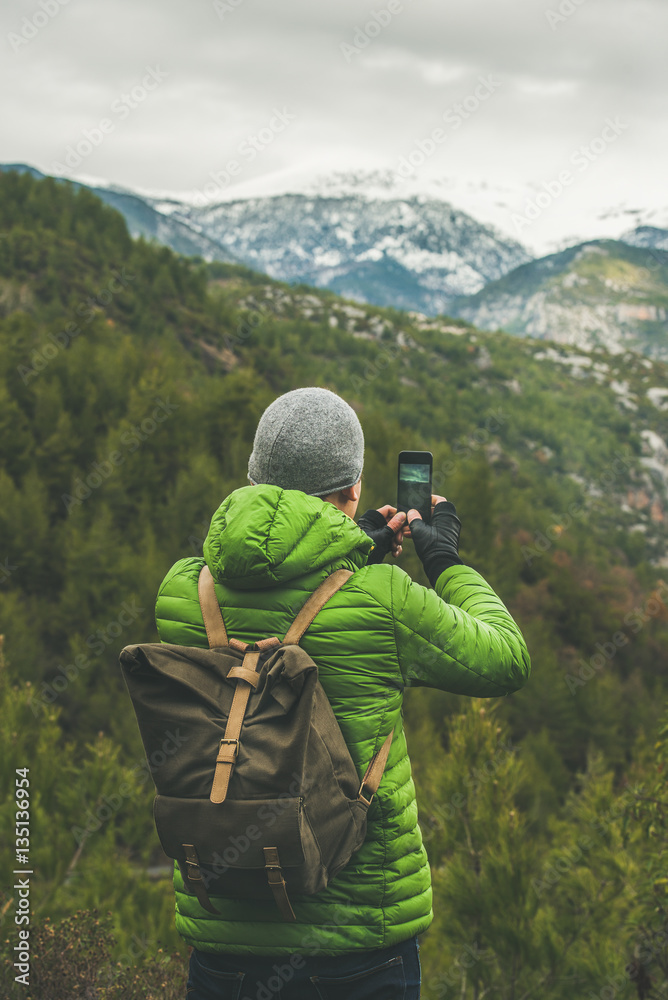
top-left (341, 479), bottom-right (362, 504)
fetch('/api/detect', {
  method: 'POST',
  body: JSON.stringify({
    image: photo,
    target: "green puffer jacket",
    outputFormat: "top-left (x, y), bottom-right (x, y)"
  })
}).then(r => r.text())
top-left (155, 484), bottom-right (530, 956)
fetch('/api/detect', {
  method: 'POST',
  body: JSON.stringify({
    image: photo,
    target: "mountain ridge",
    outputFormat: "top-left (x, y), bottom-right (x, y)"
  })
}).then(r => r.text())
top-left (449, 238), bottom-right (668, 359)
top-left (0, 162), bottom-right (531, 313)
top-left (5, 163), bottom-right (668, 355)
top-left (0, 162), bottom-right (242, 265)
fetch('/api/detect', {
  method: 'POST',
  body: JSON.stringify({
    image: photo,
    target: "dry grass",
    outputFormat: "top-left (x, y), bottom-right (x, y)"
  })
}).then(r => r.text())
top-left (0, 909), bottom-right (188, 999)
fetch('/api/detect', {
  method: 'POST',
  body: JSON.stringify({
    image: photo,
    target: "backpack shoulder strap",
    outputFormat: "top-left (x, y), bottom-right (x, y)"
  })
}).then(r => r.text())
top-left (198, 564), bottom-right (228, 648)
top-left (358, 729), bottom-right (394, 805)
top-left (198, 565), bottom-right (353, 648)
top-left (283, 569), bottom-right (352, 645)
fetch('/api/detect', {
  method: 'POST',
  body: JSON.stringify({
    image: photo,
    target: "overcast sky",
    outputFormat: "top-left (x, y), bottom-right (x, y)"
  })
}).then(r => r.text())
top-left (2, 0), bottom-right (667, 253)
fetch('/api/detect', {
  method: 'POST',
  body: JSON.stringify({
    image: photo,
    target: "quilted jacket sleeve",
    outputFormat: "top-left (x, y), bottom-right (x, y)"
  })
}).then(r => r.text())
top-left (391, 563), bottom-right (531, 696)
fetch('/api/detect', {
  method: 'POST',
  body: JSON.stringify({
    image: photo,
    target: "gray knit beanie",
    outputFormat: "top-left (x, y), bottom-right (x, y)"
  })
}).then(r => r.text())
top-left (247, 387), bottom-right (364, 496)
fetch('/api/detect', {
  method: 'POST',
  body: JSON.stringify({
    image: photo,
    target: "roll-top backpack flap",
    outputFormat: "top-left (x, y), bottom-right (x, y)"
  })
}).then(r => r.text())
top-left (224, 657), bottom-right (321, 804)
top-left (244, 643), bottom-right (317, 717)
top-left (119, 642), bottom-right (253, 798)
top-left (118, 641), bottom-right (263, 726)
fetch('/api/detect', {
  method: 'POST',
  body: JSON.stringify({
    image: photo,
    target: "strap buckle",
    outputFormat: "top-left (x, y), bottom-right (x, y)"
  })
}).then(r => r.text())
top-left (358, 781), bottom-right (374, 807)
top-left (183, 844), bottom-right (203, 881)
top-left (219, 738), bottom-right (239, 759)
top-left (184, 860), bottom-right (202, 881)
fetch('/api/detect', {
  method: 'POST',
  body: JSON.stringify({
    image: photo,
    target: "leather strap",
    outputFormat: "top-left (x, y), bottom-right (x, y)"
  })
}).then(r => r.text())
top-left (199, 566), bottom-right (283, 803)
top-left (198, 565), bottom-right (228, 647)
top-left (225, 636), bottom-right (279, 687)
top-left (283, 569), bottom-right (352, 645)
top-left (263, 847), bottom-right (296, 922)
top-left (182, 844), bottom-right (220, 914)
top-left (256, 636), bottom-right (281, 652)
top-left (358, 729), bottom-right (394, 805)
top-left (210, 649), bottom-right (261, 803)
top-left (226, 664), bottom-right (261, 688)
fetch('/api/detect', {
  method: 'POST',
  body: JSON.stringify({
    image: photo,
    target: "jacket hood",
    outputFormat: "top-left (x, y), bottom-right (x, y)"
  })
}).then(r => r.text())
top-left (203, 484), bottom-right (373, 589)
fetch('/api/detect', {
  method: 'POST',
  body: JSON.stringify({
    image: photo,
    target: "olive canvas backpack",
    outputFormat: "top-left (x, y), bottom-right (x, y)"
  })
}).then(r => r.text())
top-left (119, 565), bottom-right (394, 921)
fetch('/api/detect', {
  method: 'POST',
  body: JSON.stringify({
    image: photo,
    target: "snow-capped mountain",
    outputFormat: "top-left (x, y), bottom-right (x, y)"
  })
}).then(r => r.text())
top-left (5, 163), bottom-right (668, 352)
top-left (142, 189), bottom-right (532, 314)
top-left (1, 163), bottom-right (532, 315)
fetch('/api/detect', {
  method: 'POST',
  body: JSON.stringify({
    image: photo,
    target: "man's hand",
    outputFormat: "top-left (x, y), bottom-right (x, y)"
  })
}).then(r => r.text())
top-left (401, 494), bottom-right (447, 538)
top-left (405, 495), bottom-right (463, 587)
top-left (358, 505), bottom-right (407, 564)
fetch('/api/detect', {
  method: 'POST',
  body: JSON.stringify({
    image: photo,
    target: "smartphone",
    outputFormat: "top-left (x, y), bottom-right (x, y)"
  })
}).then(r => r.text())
top-left (397, 451), bottom-right (433, 524)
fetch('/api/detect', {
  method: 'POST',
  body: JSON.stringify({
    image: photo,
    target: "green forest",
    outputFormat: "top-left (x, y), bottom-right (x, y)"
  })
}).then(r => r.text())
top-left (0, 169), bottom-right (667, 998)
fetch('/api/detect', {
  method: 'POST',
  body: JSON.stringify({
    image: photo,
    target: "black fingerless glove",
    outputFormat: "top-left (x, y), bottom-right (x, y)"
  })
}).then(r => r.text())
top-left (409, 500), bottom-right (463, 587)
top-left (357, 509), bottom-right (397, 565)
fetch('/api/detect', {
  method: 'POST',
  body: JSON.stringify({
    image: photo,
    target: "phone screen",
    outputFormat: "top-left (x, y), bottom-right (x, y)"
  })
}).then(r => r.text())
top-left (397, 453), bottom-right (432, 522)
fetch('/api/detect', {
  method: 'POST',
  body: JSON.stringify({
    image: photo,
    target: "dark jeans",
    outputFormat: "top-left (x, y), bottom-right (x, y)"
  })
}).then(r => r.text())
top-left (185, 934), bottom-right (421, 999)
